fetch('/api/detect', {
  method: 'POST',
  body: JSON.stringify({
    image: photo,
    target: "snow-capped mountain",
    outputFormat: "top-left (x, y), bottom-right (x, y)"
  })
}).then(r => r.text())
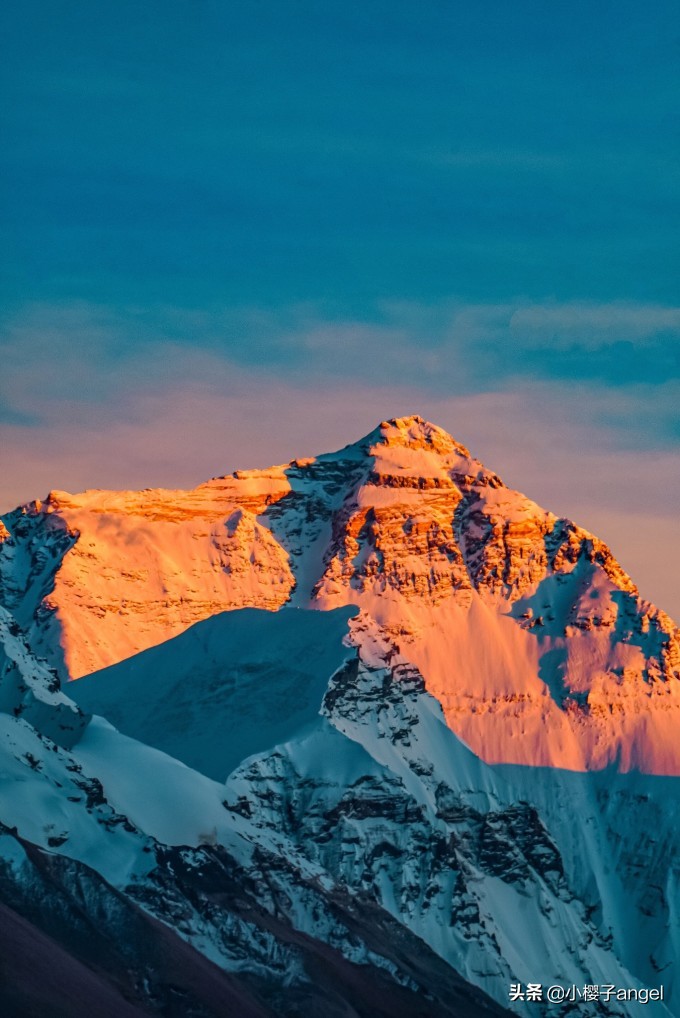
top-left (1, 416), bottom-right (678, 1016)
top-left (3, 415), bottom-right (678, 772)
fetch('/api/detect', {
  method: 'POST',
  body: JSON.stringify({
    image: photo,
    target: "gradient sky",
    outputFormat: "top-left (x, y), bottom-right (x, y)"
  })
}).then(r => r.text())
top-left (1, 1), bottom-right (679, 616)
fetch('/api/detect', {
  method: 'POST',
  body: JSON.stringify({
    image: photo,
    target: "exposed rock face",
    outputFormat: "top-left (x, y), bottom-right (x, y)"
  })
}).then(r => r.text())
top-left (3, 415), bottom-right (678, 774)
top-left (0, 481), bottom-right (297, 679)
top-left (0, 605), bottom-right (88, 748)
top-left (225, 657), bottom-right (679, 1016)
top-left (0, 820), bottom-right (509, 1018)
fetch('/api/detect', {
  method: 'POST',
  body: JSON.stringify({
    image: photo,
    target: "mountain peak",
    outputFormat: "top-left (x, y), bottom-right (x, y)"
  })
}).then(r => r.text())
top-left (374, 415), bottom-right (471, 458)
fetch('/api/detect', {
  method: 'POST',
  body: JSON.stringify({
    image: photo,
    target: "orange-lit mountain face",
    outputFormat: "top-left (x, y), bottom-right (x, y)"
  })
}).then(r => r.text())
top-left (2, 415), bottom-right (679, 774)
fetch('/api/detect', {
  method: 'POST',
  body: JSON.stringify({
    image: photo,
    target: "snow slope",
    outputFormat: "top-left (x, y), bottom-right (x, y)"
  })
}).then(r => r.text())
top-left (72, 605), bottom-right (357, 781)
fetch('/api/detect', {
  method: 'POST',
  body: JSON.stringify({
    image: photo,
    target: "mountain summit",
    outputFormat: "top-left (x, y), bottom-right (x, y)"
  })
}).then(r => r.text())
top-left (0, 417), bottom-right (678, 1016)
top-left (2, 416), bottom-right (678, 774)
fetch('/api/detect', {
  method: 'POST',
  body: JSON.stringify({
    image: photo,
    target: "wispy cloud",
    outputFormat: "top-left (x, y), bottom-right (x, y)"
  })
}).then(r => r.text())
top-left (5, 297), bottom-right (678, 428)
top-left (509, 302), bottom-right (680, 342)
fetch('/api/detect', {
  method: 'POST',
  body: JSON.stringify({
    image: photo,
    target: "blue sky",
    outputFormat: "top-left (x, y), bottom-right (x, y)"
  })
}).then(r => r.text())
top-left (2, 0), bottom-right (678, 311)
top-left (1, 1), bottom-right (679, 613)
